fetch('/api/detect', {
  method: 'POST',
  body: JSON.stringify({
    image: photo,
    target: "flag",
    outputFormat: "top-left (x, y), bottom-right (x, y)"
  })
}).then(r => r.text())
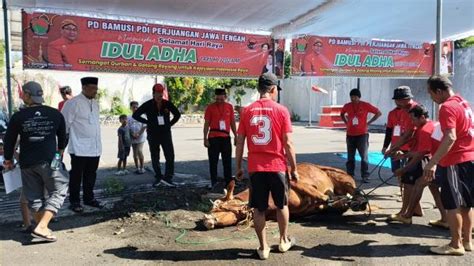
top-left (311, 85), bottom-right (328, 94)
top-left (17, 82), bottom-right (23, 98)
top-left (1, 86), bottom-right (8, 110)
top-left (163, 85), bottom-right (169, 101)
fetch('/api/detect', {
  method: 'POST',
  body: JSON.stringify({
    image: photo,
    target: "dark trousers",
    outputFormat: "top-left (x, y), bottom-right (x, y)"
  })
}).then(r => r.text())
top-left (148, 132), bottom-right (175, 181)
top-left (69, 154), bottom-right (100, 204)
top-left (346, 134), bottom-right (369, 177)
top-left (207, 137), bottom-right (232, 185)
top-left (391, 157), bottom-right (407, 173)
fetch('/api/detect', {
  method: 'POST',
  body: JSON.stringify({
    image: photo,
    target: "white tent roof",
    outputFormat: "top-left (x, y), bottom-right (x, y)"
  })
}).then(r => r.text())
top-left (6, 0), bottom-right (474, 47)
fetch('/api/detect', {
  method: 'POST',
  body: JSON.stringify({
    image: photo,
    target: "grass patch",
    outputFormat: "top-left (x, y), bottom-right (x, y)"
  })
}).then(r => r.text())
top-left (103, 176), bottom-right (126, 196)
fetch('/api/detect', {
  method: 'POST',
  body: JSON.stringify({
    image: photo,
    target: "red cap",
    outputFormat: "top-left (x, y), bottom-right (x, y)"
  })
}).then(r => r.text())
top-left (153, 83), bottom-right (165, 93)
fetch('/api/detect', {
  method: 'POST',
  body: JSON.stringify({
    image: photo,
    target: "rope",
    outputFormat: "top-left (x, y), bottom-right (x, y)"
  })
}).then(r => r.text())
top-left (329, 157), bottom-right (398, 218)
top-left (355, 157), bottom-right (395, 191)
top-left (235, 206), bottom-right (253, 231)
top-left (175, 229), bottom-right (256, 245)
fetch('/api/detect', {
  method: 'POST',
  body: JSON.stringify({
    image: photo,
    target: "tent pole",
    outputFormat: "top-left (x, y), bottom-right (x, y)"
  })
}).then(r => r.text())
top-left (433, 0), bottom-right (442, 119)
top-left (308, 79), bottom-right (312, 126)
top-left (272, 39), bottom-right (276, 74)
top-left (277, 80), bottom-right (281, 103)
top-left (2, 0), bottom-right (12, 117)
top-left (272, 39), bottom-right (280, 103)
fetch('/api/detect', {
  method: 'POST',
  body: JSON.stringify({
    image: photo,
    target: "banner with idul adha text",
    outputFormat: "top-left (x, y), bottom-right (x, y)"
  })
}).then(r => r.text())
top-left (22, 12), bottom-right (281, 78)
top-left (291, 35), bottom-right (435, 77)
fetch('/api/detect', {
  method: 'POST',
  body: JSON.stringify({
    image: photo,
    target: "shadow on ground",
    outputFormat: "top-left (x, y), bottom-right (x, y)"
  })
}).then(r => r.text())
top-left (103, 246), bottom-right (257, 261)
top-left (0, 152), bottom-right (409, 248)
top-left (297, 212), bottom-right (450, 240)
top-left (296, 241), bottom-right (434, 261)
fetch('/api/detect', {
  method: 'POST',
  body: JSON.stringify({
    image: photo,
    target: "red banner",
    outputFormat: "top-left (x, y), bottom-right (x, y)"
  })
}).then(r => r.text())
top-left (291, 36), bottom-right (434, 77)
top-left (22, 12), bottom-right (275, 78)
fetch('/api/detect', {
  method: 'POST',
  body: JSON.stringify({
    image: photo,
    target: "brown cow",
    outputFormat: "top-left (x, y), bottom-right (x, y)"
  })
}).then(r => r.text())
top-left (203, 162), bottom-right (358, 229)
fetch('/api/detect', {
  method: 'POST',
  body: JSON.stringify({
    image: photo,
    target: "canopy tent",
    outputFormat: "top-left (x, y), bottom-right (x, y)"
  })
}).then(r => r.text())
top-left (6, 0), bottom-right (474, 42)
top-left (2, 0), bottom-right (474, 117)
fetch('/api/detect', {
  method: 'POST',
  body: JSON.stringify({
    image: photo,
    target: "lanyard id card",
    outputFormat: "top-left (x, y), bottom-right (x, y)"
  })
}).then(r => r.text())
top-left (219, 120), bottom-right (226, 131)
top-left (352, 117), bottom-right (359, 126)
top-left (157, 116), bottom-right (165, 125)
top-left (393, 125), bottom-right (401, 136)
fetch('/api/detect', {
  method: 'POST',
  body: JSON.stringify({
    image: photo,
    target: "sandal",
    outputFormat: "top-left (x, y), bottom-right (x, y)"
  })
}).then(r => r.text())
top-left (429, 219), bottom-right (449, 229)
top-left (69, 203), bottom-right (84, 213)
top-left (31, 230), bottom-right (57, 242)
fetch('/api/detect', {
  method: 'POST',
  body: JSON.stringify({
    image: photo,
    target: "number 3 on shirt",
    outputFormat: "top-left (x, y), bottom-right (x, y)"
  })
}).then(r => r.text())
top-left (251, 115), bottom-right (272, 145)
top-left (465, 106), bottom-right (474, 136)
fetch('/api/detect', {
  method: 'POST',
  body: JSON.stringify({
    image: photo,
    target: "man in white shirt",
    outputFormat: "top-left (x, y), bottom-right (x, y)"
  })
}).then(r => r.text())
top-left (61, 77), bottom-right (102, 212)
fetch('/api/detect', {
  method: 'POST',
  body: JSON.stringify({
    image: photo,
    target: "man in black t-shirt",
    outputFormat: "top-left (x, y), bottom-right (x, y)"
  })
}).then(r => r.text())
top-left (3, 81), bottom-right (67, 242)
top-left (133, 83), bottom-right (181, 187)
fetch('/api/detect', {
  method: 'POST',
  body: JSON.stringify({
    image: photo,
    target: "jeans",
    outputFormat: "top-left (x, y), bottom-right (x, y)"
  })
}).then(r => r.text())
top-left (346, 134), bottom-right (369, 178)
top-left (207, 137), bottom-right (232, 185)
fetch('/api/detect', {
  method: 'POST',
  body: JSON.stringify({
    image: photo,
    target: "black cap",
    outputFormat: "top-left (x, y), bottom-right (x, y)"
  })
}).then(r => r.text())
top-left (392, 86), bottom-right (413, 100)
top-left (23, 81), bottom-right (44, 104)
top-left (59, 85), bottom-right (72, 94)
top-left (81, 77), bottom-right (98, 86)
top-left (349, 88), bottom-right (361, 98)
top-left (214, 88), bottom-right (226, 95)
top-left (258, 72), bottom-right (282, 91)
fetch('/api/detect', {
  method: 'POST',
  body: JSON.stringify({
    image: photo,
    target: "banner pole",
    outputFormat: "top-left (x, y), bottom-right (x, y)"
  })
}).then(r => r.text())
top-left (272, 39), bottom-right (276, 74)
top-left (308, 79), bottom-right (312, 126)
top-left (2, 0), bottom-right (13, 117)
top-left (433, 0), bottom-right (442, 119)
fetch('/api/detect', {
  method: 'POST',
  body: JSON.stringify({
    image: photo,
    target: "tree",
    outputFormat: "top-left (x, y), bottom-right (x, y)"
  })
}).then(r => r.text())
top-left (110, 91), bottom-right (130, 115)
top-left (0, 41), bottom-right (5, 73)
top-left (165, 77), bottom-right (257, 113)
top-left (233, 87), bottom-right (246, 107)
top-left (284, 51), bottom-right (291, 79)
top-left (165, 77), bottom-right (205, 112)
top-left (455, 36), bottom-right (474, 49)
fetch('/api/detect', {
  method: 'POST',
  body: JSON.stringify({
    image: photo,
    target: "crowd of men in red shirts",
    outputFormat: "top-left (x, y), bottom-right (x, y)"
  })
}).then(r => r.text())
top-left (338, 76), bottom-right (473, 256)
top-left (203, 73), bottom-right (473, 258)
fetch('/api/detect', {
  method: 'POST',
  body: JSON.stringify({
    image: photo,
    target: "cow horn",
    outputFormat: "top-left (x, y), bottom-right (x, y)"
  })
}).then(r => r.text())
top-left (209, 199), bottom-right (218, 208)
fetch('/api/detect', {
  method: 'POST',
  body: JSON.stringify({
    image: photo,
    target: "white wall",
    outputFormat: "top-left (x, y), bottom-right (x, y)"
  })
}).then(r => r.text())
top-left (10, 68), bottom-right (162, 110)
top-left (452, 47), bottom-right (474, 103)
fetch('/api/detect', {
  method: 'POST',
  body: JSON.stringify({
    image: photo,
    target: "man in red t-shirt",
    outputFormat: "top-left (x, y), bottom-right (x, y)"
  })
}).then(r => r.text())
top-left (301, 39), bottom-right (323, 75)
top-left (235, 72), bottom-right (298, 260)
top-left (58, 86), bottom-right (73, 112)
top-left (386, 105), bottom-right (446, 226)
top-left (383, 86), bottom-right (417, 172)
top-left (47, 19), bottom-right (80, 68)
top-left (203, 88), bottom-right (236, 189)
top-left (340, 89), bottom-right (381, 182)
top-left (423, 75), bottom-right (474, 255)
top-left (382, 86), bottom-right (422, 217)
